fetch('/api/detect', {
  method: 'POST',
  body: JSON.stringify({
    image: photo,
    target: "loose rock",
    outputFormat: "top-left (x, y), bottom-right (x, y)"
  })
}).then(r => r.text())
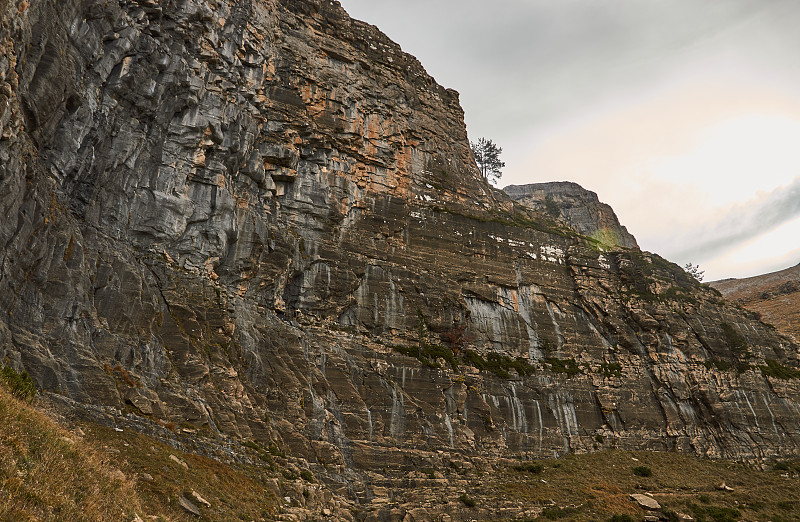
top-left (169, 455), bottom-right (189, 470)
top-left (191, 490), bottom-right (211, 508)
top-left (629, 493), bottom-right (661, 510)
top-left (177, 495), bottom-right (201, 516)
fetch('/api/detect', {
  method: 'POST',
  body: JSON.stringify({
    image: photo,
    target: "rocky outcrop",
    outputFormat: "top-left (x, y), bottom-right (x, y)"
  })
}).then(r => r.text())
top-left (2, 0), bottom-right (800, 517)
top-left (505, 181), bottom-right (640, 249)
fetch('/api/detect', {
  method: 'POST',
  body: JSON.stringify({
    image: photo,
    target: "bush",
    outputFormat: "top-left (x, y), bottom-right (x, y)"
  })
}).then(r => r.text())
top-left (720, 322), bottom-right (748, 355)
top-left (599, 362), bottom-right (622, 378)
top-left (0, 365), bottom-right (36, 402)
top-left (393, 342), bottom-right (458, 369)
top-left (513, 462), bottom-right (544, 474)
top-left (761, 359), bottom-right (800, 380)
top-left (546, 357), bottom-right (582, 376)
top-left (112, 364), bottom-right (137, 387)
top-left (300, 470), bottom-right (314, 482)
top-left (690, 504), bottom-right (741, 522)
top-left (632, 465), bottom-right (652, 477)
top-left (703, 359), bottom-right (732, 371)
top-left (267, 444), bottom-right (286, 458)
top-left (440, 322), bottom-right (475, 354)
top-left (462, 350), bottom-right (535, 378)
top-left (459, 493), bottom-right (476, 507)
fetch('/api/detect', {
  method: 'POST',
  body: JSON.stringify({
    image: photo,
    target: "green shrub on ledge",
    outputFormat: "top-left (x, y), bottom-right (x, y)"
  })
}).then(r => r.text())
top-left (393, 343), bottom-right (458, 369)
top-left (462, 350), bottom-right (535, 378)
top-left (720, 322), bottom-right (748, 355)
top-left (760, 359), bottom-right (800, 380)
top-left (546, 357), bottom-right (582, 376)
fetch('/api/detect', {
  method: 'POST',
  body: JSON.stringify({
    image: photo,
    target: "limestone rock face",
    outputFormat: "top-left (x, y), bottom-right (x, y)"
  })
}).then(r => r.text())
top-left (1, 0), bottom-right (800, 511)
top-left (505, 182), bottom-right (639, 249)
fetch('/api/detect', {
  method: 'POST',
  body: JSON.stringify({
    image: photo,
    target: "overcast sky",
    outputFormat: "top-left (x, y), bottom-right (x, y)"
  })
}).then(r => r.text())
top-left (338, 0), bottom-right (800, 281)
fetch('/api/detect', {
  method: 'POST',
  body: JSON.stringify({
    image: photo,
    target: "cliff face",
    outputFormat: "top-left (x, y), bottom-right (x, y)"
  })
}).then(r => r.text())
top-left (505, 181), bottom-right (640, 250)
top-left (2, 0), bottom-right (800, 514)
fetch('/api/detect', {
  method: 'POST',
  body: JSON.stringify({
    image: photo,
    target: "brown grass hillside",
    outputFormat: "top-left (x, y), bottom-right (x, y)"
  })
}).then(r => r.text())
top-left (0, 376), bottom-right (143, 521)
top-left (711, 262), bottom-right (800, 342)
top-left (0, 367), bottom-right (280, 521)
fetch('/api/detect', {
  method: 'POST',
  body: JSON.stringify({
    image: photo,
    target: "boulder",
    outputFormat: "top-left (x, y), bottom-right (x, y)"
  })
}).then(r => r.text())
top-left (629, 493), bottom-right (661, 510)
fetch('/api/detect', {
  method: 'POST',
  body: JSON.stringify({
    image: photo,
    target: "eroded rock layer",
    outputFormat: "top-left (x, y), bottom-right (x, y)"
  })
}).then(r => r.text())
top-left (2, 0), bottom-right (800, 512)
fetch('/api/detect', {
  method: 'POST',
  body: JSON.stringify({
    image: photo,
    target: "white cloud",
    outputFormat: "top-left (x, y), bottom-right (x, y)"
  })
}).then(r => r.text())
top-left (645, 114), bottom-right (800, 207)
top-left (702, 215), bottom-right (800, 280)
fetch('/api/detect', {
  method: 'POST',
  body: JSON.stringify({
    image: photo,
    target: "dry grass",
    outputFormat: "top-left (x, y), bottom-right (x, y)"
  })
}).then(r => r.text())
top-left (81, 424), bottom-right (280, 521)
top-left (711, 262), bottom-right (800, 342)
top-left (489, 450), bottom-right (800, 521)
top-left (0, 384), bottom-right (142, 521)
top-left (0, 381), bottom-right (280, 521)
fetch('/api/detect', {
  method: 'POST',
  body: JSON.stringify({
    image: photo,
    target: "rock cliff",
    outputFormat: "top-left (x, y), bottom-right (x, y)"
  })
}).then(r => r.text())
top-left (505, 181), bottom-right (640, 249)
top-left (2, 0), bottom-right (800, 517)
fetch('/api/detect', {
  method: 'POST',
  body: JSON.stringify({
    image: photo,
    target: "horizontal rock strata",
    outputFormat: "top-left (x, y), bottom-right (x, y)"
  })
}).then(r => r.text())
top-left (1, 0), bottom-right (799, 513)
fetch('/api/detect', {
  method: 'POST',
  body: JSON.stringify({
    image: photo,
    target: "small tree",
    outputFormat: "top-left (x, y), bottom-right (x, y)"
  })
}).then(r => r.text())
top-left (470, 137), bottom-right (505, 184)
top-left (684, 262), bottom-right (704, 282)
top-left (440, 321), bottom-right (476, 355)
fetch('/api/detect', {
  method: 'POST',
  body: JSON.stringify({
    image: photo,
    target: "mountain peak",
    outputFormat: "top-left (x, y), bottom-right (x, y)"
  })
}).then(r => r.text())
top-left (505, 181), bottom-right (639, 249)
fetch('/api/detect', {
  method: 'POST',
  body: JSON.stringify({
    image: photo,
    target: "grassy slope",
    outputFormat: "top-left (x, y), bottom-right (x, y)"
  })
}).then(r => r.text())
top-left (0, 382), bottom-right (279, 521)
top-left (480, 450), bottom-right (800, 521)
top-left (711, 263), bottom-right (800, 342)
top-left (0, 384), bottom-right (142, 521)
top-left (80, 424), bottom-right (281, 521)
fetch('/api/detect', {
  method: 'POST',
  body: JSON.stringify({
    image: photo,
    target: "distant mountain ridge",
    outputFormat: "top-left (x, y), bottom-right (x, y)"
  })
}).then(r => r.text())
top-left (504, 181), bottom-right (639, 249)
top-left (711, 262), bottom-right (800, 342)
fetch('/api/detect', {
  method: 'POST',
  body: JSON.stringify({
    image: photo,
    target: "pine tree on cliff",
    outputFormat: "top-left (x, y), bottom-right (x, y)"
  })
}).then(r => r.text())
top-left (470, 137), bottom-right (505, 185)
top-left (684, 262), bottom-right (704, 281)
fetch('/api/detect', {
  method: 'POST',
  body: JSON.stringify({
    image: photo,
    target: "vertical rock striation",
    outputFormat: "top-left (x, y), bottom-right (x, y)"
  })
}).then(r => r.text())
top-left (1, 0), bottom-right (800, 510)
